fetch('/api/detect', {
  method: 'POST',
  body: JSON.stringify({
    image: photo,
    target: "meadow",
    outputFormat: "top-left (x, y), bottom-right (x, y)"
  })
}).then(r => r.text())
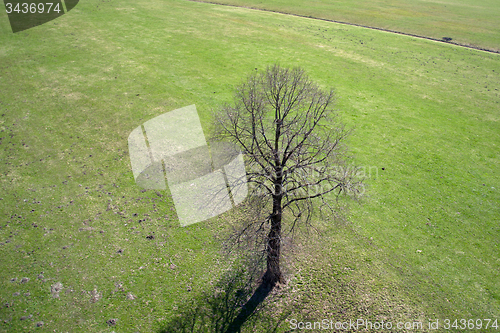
top-left (0, 0), bottom-right (499, 331)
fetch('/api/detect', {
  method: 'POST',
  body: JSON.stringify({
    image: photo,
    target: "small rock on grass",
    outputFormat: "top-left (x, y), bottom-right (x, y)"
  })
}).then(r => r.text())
top-left (126, 292), bottom-right (135, 300)
top-left (90, 289), bottom-right (102, 303)
top-left (51, 282), bottom-right (63, 298)
top-left (106, 318), bottom-right (117, 326)
top-left (36, 321), bottom-right (44, 327)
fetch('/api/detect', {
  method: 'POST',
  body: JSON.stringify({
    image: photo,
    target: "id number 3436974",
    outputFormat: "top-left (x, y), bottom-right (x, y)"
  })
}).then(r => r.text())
top-left (5, 2), bottom-right (61, 14)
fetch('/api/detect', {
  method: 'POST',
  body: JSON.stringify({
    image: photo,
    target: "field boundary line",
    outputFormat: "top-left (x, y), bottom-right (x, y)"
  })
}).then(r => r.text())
top-left (185, 0), bottom-right (500, 55)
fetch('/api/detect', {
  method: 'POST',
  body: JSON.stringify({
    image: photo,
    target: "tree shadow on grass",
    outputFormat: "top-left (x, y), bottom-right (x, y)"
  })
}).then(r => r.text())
top-left (158, 258), bottom-right (292, 333)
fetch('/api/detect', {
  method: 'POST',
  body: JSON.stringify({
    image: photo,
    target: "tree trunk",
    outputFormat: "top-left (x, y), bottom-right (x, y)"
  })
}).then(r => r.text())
top-left (263, 194), bottom-right (283, 286)
top-left (264, 108), bottom-right (284, 286)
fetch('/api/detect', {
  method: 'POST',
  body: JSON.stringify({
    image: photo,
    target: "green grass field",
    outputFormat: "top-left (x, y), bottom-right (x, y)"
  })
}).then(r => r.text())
top-left (0, 0), bottom-right (499, 332)
top-left (198, 0), bottom-right (500, 52)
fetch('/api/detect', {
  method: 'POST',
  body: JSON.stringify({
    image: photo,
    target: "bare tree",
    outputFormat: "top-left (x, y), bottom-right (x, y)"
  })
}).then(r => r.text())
top-left (214, 64), bottom-right (363, 287)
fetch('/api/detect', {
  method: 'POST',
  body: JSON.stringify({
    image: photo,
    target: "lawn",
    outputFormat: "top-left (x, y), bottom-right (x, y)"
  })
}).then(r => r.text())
top-left (0, 0), bottom-right (499, 332)
top-left (195, 0), bottom-right (500, 52)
